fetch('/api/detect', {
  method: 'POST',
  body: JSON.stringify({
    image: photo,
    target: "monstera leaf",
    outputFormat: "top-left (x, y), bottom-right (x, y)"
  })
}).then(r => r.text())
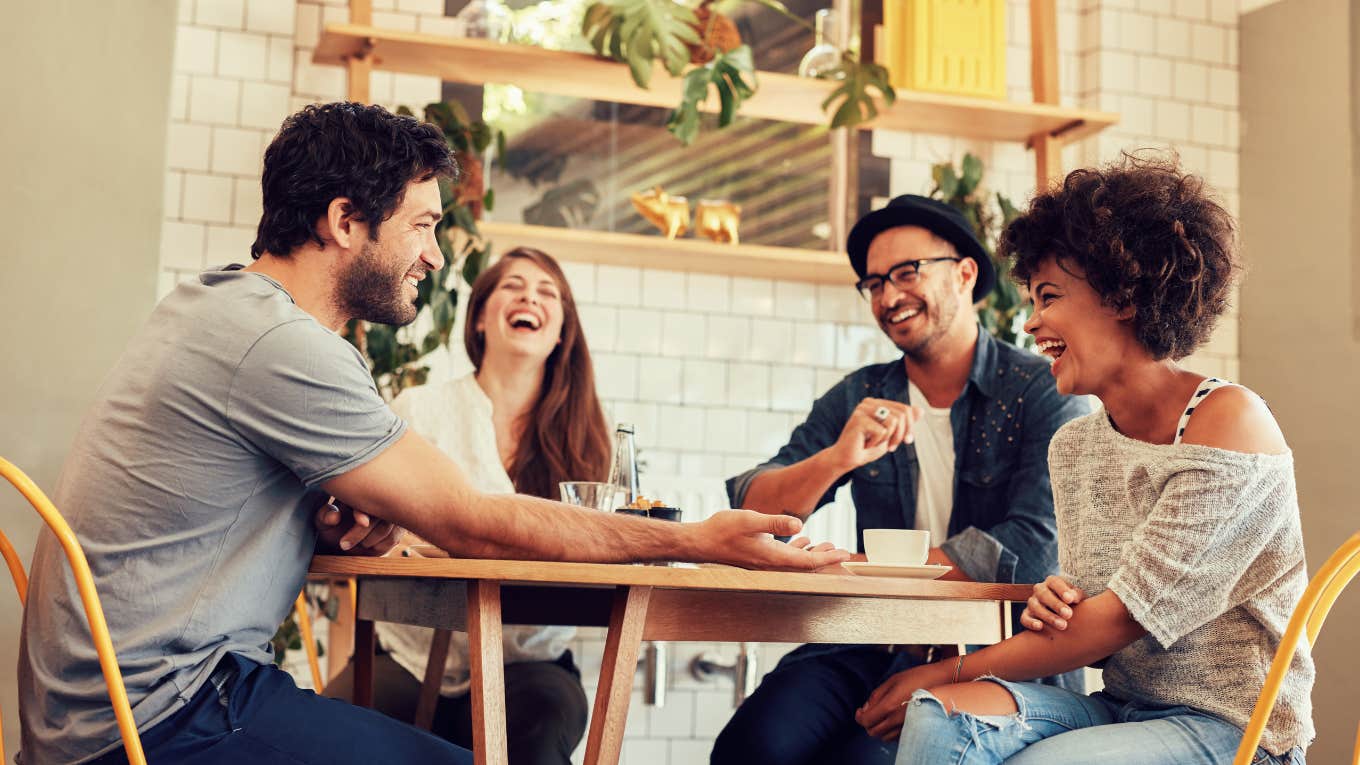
top-left (665, 45), bottom-right (755, 144)
top-left (583, 0), bottom-right (699, 88)
top-left (583, 0), bottom-right (897, 141)
top-left (822, 59), bottom-right (896, 129)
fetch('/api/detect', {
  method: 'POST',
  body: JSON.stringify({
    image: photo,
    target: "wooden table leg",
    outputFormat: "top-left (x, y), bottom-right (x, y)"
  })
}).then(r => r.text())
top-left (353, 617), bottom-right (375, 707)
top-left (414, 628), bottom-right (454, 731)
top-left (468, 580), bottom-right (506, 765)
top-left (584, 585), bottom-right (653, 765)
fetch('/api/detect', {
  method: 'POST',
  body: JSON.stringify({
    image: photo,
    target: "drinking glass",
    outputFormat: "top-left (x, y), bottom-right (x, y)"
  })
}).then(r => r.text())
top-left (559, 481), bottom-right (618, 511)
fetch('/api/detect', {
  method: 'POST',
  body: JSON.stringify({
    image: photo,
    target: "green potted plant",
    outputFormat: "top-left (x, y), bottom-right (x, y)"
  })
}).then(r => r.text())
top-left (928, 153), bottom-right (1030, 347)
top-left (582, 0), bottom-right (894, 144)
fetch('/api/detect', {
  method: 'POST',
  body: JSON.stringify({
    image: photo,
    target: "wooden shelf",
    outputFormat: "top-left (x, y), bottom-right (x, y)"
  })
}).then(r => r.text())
top-left (478, 221), bottom-right (851, 285)
top-left (315, 24), bottom-right (1117, 144)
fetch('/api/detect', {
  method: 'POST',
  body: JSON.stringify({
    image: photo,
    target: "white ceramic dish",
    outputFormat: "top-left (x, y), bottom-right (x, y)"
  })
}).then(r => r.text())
top-left (842, 562), bottom-right (951, 580)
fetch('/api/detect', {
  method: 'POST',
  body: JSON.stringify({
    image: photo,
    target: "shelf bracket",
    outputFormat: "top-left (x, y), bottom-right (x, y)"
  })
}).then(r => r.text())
top-left (344, 37), bottom-right (376, 103)
top-left (1029, 132), bottom-right (1063, 191)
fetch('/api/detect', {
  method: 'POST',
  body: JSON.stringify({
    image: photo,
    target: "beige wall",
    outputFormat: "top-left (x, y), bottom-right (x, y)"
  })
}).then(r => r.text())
top-left (0, 0), bottom-right (175, 756)
top-left (1354, 0), bottom-right (1360, 342)
top-left (1240, 0), bottom-right (1357, 761)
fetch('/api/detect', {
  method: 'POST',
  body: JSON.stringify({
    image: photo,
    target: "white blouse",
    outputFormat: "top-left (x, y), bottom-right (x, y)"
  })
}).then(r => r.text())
top-left (375, 373), bottom-right (577, 697)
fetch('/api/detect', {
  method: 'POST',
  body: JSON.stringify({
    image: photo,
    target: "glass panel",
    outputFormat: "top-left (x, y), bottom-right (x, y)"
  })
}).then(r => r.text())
top-left (486, 97), bottom-right (832, 249)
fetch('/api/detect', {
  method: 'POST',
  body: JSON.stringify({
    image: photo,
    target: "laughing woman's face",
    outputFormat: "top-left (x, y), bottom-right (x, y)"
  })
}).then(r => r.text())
top-left (1022, 258), bottom-right (1139, 396)
top-left (476, 258), bottom-right (565, 364)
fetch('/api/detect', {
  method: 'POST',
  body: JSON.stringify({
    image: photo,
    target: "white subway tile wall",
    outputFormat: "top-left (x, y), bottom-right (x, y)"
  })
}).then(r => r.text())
top-left (162, 0), bottom-right (1243, 761)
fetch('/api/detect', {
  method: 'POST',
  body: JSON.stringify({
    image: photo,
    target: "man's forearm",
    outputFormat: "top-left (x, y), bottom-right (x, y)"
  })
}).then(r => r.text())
top-left (428, 491), bottom-right (697, 563)
top-left (740, 449), bottom-right (849, 520)
top-left (324, 432), bottom-right (698, 563)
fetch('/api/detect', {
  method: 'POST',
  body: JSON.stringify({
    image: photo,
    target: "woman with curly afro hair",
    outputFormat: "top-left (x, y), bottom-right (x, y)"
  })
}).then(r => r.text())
top-left (857, 154), bottom-right (1314, 765)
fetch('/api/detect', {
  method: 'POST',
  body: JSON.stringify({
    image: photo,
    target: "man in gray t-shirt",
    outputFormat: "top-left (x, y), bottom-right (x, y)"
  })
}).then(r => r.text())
top-left (20, 267), bottom-right (412, 763)
top-left (18, 103), bottom-right (847, 765)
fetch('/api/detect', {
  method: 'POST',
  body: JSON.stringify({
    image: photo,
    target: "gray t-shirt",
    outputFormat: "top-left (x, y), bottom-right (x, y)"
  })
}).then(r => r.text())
top-left (18, 267), bottom-right (406, 764)
top-left (1050, 409), bottom-right (1314, 755)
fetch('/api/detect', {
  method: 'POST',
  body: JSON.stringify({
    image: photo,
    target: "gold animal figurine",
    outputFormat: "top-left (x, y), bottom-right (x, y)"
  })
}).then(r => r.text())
top-left (631, 186), bottom-right (690, 239)
top-left (695, 199), bottom-right (741, 244)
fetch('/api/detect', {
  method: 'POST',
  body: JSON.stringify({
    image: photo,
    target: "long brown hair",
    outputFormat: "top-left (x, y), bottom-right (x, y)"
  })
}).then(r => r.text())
top-left (463, 247), bottom-right (611, 499)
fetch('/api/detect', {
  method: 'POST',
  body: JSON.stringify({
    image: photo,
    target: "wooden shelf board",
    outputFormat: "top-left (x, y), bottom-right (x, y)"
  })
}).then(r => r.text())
top-left (315, 24), bottom-right (1117, 144)
top-left (478, 221), bottom-right (852, 285)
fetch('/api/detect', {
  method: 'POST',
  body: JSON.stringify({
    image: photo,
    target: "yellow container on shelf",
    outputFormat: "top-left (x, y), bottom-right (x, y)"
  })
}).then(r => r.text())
top-left (880, 0), bottom-right (1008, 100)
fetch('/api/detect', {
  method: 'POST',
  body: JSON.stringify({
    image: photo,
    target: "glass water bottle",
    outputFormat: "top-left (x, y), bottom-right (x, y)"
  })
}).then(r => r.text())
top-left (798, 9), bottom-right (843, 80)
top-left (608, 423), bottom-right (640, 508)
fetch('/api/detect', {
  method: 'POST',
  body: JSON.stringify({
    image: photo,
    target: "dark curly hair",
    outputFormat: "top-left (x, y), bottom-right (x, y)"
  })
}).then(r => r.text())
top-left (250, 102), bottom-right (458, 258)
top-left (1001, 152), bottom-right (1239, 360)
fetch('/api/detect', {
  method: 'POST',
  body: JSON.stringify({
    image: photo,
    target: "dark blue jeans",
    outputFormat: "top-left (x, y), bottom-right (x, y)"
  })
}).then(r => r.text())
top-left (711, 645), bottom-right (920, 765)
top-left (91, 653), bottom-right (471, 764)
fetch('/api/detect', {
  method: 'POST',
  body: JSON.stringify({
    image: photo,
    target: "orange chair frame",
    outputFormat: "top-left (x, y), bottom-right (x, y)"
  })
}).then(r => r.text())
top-left (1234, 531), bottom-right (1360, 765)
top-left (0, 458), bottom-right (147, 765)
top-left (294, 590), bottom-right (324, 691)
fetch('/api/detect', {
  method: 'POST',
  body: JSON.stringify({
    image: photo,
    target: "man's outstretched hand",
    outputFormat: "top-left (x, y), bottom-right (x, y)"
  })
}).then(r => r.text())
top-left (690, 510), bottom-right (851, 570)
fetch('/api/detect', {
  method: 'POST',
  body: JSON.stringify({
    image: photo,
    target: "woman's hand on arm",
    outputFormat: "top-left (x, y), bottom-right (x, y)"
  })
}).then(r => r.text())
top-left (970, 589), bottom-right (1145, 681)
top-left (1021, 575), bottom-right (1088, 632)
top-left (855, 589), bottom-right (1145, 741)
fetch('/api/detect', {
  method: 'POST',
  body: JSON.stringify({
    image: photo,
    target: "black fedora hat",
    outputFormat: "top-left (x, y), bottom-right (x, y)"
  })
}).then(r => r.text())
top-left (846, 194), bottom-right (995, 303)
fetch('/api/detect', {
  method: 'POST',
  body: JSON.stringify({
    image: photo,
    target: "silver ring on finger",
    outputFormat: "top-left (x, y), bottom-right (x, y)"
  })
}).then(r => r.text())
top-left (873, 405), bottom-right (890, 423)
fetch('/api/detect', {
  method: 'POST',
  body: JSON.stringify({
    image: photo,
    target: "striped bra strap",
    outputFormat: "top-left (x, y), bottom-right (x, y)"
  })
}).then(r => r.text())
top-left (1173, 377), bottom-right (1230, 445)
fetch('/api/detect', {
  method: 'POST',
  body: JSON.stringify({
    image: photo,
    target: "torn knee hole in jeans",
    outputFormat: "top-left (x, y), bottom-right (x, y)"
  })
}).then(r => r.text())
top-left (907, 677), bottom-right (1030, 741)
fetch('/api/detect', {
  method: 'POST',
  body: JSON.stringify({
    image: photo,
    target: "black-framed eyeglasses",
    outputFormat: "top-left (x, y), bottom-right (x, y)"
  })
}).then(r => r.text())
top-left (854, 257), bottom-right (961, 301)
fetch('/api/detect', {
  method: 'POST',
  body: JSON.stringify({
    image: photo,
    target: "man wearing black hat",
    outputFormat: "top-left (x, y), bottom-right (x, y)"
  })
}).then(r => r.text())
top-left (712, 195), bottom-right (1090, 765)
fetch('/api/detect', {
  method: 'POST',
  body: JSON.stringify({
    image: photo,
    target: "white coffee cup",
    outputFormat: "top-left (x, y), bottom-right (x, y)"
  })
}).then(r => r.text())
top-left (862, 529), bottom-right (930, 566)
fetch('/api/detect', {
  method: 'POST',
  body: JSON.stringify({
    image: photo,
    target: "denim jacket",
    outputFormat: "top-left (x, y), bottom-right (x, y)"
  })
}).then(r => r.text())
top-left (729, 326), bottom-right (1090, 585)
top-left (728, 327), bottom-right (1090, 689)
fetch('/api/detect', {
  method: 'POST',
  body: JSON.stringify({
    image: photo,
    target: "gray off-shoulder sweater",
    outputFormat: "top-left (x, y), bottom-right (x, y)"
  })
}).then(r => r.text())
top-left (1049, 409), bottom-right (1315, 755)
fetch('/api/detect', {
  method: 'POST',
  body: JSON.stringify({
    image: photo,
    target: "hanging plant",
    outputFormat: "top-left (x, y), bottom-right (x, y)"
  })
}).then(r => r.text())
top-left (820, 56), bottom-right (896, 129)
top-left (583, 0), bottom-right (895, 144)
top-left (749, 0), bottom-right (895, 128)
top-left (665, 44), bottom-right (756, 144)
top-left (582, 0), bottom-right (700, 88)
top-left (344, 100), bottom-right (506, 399)
top-left (928, 153), bottom-right (1030, 348)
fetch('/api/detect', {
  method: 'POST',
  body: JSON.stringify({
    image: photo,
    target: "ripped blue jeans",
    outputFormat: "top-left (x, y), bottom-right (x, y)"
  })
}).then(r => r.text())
top-left (894, 678), bottom-right (1305, 765)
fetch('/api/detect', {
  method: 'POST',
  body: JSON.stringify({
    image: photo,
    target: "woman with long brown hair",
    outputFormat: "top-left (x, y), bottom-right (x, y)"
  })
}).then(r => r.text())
top-left (327, 247), bottom-right (610, 763)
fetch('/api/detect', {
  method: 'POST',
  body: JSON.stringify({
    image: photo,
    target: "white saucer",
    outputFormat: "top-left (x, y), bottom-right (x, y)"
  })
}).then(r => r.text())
top-left (842, 562), bottom-right (951, 579)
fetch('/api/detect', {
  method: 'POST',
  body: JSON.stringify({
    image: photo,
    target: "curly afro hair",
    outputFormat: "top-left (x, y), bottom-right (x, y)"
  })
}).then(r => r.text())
top-left (1000, 152), bottom-right (1239, 360)
top-left (251, 102), bottom-right (458, 259)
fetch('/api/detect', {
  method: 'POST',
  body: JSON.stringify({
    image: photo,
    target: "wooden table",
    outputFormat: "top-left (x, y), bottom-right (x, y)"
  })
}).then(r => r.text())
top-left (310, 556), bottom-right (1030, 765)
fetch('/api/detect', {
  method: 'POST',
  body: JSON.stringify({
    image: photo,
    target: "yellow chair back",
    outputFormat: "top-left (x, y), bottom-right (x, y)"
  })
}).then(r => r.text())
top-left (0, 458), bottom-right (147, 765)
top-left (0, 527), bottom-right (27, 757)
top-left (294, 590), bottom-right (324, 691)
top-left (1234, 531), bottom-right (1360, 765)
